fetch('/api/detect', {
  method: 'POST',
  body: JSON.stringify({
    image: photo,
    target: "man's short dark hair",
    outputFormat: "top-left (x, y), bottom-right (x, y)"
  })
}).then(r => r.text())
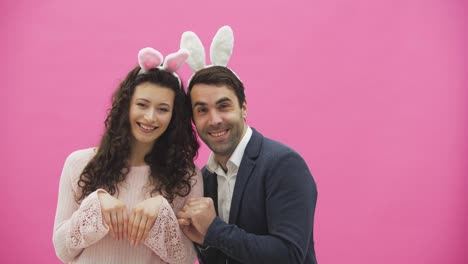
top-left (187, 66), bottom-right (246, 108)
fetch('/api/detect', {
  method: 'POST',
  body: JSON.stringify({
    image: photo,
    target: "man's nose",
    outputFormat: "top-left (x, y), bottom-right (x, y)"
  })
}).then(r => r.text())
top-left (207, 110), bottom-right (222, 125)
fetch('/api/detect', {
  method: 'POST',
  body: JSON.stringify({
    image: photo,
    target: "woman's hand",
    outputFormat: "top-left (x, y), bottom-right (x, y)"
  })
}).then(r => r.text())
top-left (98, 191), bottom-right (128, 240)
top-left (128, 196), bottom-right (164, 246)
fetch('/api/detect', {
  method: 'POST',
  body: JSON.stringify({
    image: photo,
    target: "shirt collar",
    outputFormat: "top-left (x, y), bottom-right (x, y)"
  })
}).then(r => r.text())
top-left (206, 126), bottom-right (253, 174)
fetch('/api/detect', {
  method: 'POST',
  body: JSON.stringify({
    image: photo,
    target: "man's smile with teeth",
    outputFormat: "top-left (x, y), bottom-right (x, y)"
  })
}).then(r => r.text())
top-left (209, 130), bottom-right (228, 137)
top-left (138, 122), bottom-right (157, 131)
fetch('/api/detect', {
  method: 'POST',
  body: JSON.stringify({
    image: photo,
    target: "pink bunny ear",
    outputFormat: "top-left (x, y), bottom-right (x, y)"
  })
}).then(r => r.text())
top-left (138, 47), bottom-right (163, 72)
top-left (161, 49), bottom-right (189, 72)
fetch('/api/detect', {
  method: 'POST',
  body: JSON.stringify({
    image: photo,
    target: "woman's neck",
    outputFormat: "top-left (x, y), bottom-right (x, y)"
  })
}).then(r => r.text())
top-left (129, 141), bottom-right (153, 167)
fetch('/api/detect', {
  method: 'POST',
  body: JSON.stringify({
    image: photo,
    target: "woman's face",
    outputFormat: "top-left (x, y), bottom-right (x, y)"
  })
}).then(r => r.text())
top-left (129, 82), bottom-right (175, 149)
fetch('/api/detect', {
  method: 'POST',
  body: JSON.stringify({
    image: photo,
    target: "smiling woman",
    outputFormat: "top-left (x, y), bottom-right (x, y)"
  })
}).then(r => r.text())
top-left (52, 48), bottom-right (202, 264)
top-left (129, 82), bottom-right (175, 165)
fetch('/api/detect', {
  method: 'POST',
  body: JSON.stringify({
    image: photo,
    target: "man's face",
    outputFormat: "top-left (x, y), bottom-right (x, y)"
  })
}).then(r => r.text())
top-left (190, 84), bottom-right (247, 160)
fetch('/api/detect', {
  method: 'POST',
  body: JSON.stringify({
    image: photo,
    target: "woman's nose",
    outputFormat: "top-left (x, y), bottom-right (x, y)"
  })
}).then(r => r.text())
top-left (144, 109), bottom-right (156, 122)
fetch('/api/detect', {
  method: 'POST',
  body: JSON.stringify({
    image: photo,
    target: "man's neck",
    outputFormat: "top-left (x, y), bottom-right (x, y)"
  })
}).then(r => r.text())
top-left (214, 155), bottom-right (230, 173)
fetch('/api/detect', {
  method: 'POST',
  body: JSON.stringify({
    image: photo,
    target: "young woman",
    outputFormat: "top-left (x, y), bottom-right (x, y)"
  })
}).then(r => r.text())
top-left (53, 48), bottom-right (202, 264)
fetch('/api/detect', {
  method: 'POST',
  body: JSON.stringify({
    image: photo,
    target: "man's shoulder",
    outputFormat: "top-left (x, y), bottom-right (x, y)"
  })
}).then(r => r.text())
top-left (262, 135), bottom-right (293, 151)
top-left (200, 165), bottom-right (212, 179)
top-left (254, 130), bottom-right (299, 159)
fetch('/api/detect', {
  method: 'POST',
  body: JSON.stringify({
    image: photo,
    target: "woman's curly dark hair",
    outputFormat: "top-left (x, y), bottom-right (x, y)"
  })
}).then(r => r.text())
top-left (76, 66), bottom-right (199, 203)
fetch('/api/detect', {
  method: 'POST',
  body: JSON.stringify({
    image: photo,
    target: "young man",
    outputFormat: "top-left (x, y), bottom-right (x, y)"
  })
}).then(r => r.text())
top-left (177, 66), bottom-right (318, 264)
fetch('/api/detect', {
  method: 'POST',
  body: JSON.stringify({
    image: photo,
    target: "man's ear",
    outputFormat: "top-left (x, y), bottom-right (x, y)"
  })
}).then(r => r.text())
top-left (242, 102), bottom-right (247, 119)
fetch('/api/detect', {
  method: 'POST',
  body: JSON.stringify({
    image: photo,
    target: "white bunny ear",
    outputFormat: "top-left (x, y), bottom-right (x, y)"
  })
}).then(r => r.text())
top-left (180, 31), bottom-right (206, 72)
top-left (138, 47), bottom-right (163, 72)
top-left (210, 26), bottom-right (234, 66)
top-left (161, 49), bottom-right (189, 72)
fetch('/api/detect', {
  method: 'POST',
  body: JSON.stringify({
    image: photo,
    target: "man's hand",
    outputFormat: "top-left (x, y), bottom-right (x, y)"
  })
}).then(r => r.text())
top-left (178, 219), bottom-right (205, 245)
top-left (177, 197), bottom-right (217, 244)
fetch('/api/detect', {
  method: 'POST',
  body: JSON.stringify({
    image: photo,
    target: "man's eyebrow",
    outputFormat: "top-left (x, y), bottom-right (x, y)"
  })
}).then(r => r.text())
top-left (216, 97), bottom-right (233, 105)
top-left (192, 97), bottom-right (233, 108)
top-left (192, 101), bottom-right (207, 108)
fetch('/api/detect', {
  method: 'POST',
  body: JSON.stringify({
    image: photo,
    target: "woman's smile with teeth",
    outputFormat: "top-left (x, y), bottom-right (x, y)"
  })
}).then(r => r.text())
top-left (138, 122), bottom-right (157, 131)
top-left (210, 130), bottom-right (228, 137)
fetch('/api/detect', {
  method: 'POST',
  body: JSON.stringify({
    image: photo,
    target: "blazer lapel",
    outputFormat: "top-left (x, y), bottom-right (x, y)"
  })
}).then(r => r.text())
top-left (228, 128), bottom-right (262, 224)
top-left (203, 168), bottom-right (219, 215)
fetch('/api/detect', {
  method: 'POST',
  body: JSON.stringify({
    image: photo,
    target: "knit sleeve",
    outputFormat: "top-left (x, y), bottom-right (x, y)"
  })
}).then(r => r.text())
top-left (144, 169), bottom-right (203, 264)
top-left (52, 150), bottom-right (109, 263)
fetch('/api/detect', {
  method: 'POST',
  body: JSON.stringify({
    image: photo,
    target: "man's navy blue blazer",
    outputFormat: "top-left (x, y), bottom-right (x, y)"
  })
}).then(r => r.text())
top-left (197, 128), bottom-right (318, 264)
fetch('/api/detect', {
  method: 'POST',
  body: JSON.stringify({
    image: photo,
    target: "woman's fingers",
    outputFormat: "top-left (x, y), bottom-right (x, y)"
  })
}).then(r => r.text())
top-left (123, 208), bottom-right (128, 240)
top-left (127, 211), bottom-right (135, 243)
top-left (135, 217), bottom-right (148, 246)
top-left (141, 214), bottom-right (157, 243)
top-left (98, 192), bottom-right (129, 240)
top-left (102, 211), bottom-right (114, 238)
top-left (117, 208), bottom-right (125, 240)
top-left (129, 213), bottom-right (141, 246)
top-left (111, 211), bottom-right (118, 239)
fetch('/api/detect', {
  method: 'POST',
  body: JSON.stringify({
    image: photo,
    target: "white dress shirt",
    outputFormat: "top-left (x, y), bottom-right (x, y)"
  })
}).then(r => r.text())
top-left (206, 126), bottom-right (253, 223)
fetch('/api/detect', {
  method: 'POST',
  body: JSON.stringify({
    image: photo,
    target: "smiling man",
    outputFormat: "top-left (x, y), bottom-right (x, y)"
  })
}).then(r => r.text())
top-left (177, 66), bottom-right (318, 264)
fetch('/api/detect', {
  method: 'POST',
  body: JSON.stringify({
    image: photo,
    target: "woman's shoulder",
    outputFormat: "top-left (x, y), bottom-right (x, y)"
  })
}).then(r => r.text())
top-left (63, 147), bottom-right (98, 173)
top-left (172, 167), bottom-right (203, 211)
top-left (66, 147), bottom-right (98, 164)
top-left (62, 147), bottom-right (98, 190)
top-left (189, 166), bottom-right (203, 183)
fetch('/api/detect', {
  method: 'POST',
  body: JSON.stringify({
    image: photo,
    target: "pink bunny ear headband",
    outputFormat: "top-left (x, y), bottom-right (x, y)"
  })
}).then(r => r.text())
top-left (180, 25), bottom-right (239, 82)
top-left (137, 47), bottom-right (189, 87)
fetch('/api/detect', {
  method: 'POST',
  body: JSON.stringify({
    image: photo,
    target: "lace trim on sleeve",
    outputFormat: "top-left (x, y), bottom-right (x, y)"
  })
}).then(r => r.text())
top-left (66, 191), bottom-right (108, 249)
top-left (145, 199), bottom-right (187, 263)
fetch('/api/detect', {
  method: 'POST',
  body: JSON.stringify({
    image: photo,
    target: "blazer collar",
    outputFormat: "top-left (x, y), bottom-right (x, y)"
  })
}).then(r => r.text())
top-left (228, 127), bottom-right (263, 223)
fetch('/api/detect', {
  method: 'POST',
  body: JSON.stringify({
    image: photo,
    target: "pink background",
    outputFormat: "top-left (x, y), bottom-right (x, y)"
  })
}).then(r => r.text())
top-left (2, 0), bottom-right (467, 263)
